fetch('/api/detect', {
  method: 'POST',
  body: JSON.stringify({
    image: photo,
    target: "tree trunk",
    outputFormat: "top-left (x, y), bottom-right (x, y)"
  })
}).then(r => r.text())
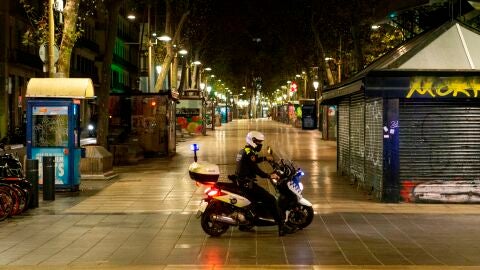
top-left (191, 65), bottom-right (198, 89)
top-left (57, 0), bottom-right (80, 77)
top-left (350, 24), bottom-right (364, 73)
top-left (311, 15), bottom-right (335, 86)
top-left (171, 54), bottom-right (179, 90)
top-left (154, 0), bottom-right (190, 92)
top-left (97, 0), bottom-right (123, 148)
top-left (350, 0), bottom-right (365, 73)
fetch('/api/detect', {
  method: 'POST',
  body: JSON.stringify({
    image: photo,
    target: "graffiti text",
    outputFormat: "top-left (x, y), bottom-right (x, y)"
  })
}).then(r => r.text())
top-left (407, 77), bottom-right (480, 98)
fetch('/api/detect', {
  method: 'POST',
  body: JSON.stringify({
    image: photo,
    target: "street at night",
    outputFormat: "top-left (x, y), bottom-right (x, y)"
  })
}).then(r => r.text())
top-left (2, 0), bottom-right (480, 269)
top-left (1, 120), bottom-right (480, 269)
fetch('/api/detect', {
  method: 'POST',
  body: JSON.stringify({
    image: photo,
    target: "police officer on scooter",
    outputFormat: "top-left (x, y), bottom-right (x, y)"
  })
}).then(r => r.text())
top-left (235, 131), bottom-right (297, 236)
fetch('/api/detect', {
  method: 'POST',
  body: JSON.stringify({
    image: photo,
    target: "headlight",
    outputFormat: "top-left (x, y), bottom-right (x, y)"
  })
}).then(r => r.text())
top-left (87, 124), bottom-right (94, 131)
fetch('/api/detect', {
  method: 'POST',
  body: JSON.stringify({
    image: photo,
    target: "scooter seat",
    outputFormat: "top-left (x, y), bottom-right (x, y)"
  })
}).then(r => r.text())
top-left (216, 182), bottom-right (240, 191)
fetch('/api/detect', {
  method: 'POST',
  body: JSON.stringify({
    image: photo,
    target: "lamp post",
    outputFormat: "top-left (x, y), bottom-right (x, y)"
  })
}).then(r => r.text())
top-left (225, 89), bottom-right (229, 123)
top-left (200, 82), bottom-right (206, 135)
top-left (313, 80), bottom-right (319, 129)
top-left (207, 86), bottom-right (215, 130)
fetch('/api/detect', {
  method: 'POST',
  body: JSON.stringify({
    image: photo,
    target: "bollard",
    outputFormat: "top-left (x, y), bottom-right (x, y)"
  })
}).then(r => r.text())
top-left (42, 156), bottom-right (55, 201)
top-left (26, 159), bottom-right (39, 208)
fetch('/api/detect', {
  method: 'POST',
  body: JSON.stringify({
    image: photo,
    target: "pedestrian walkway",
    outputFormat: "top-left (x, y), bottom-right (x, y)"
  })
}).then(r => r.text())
top-left (1, 119), bottom-right (480, 270)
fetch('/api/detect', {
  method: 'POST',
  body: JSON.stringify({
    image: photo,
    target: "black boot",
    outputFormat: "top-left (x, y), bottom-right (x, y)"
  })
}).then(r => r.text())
top-left (278, 223), bottom-right (297, 236)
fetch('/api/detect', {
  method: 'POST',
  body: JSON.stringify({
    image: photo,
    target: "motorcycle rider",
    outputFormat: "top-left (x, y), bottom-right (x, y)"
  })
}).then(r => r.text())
top-left (235, 131), bottom-right (297, 236)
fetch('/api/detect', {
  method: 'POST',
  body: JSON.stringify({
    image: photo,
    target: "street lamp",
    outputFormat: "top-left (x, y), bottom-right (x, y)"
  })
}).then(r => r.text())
top-left (207, 85), bottom-right (215, 130)
top-left (200, 82), bottom-right (207, 135)
top-left (158, 35), bottom-right (171, 42)
top-left (313, 80), bottom-right (319, 129)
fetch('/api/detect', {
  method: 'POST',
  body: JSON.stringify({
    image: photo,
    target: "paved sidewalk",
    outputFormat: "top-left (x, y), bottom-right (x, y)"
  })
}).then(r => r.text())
top-left (1, 119), bottom-right (480, 270)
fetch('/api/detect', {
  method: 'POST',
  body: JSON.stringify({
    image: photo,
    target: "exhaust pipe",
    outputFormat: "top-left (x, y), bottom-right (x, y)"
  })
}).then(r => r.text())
top-left (212, 214), bottom-right (238, 225)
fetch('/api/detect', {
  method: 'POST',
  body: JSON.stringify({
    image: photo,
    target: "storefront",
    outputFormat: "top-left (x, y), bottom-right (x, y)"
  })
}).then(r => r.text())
top-left (109, 90), bottom-right (178, 159)
top-left (322, 21), bottom-right (480, 203)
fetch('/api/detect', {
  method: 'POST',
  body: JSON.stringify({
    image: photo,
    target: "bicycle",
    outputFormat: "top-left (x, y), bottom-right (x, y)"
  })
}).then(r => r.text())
top-left (0, 183), bottom-right (14, 221)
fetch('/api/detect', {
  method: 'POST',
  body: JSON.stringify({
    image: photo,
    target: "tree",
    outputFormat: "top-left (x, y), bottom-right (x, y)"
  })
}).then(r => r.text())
top-left (154, 0), bottom-right (190, 92)
top-left (96, 0), bottom-right (125, 148)
top-left (20, 0), bottom-right (125, 147)
top-left (57, 0), bottom-right (81, 77)
top-left (20, 0), bottom-right (84, 78)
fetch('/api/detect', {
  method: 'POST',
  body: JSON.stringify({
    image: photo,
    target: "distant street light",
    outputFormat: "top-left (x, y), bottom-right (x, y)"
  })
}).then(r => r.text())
top-left (158, 35), bottom-right (171, 42)
top-left (313, 81), bottom-right (319, 91)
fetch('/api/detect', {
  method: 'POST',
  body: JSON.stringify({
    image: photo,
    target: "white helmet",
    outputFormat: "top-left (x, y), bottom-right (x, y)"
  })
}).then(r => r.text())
top-left (246, 131), bottom-right (264, 150)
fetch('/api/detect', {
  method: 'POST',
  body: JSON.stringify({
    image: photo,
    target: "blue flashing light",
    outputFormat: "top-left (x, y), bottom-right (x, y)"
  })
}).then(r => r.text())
top-left (190, 144), bottom-right (199, 152)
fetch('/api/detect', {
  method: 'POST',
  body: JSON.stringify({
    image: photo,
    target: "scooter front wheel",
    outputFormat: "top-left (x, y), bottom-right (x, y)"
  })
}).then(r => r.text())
top-left (286, 204), bottom-right (314, 229)
top-left (201, 201), bottom-right (230, 237)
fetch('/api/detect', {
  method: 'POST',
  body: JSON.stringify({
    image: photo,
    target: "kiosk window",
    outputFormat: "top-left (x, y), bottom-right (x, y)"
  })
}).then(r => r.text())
top-left (32, 106), bottom-right (69, 147)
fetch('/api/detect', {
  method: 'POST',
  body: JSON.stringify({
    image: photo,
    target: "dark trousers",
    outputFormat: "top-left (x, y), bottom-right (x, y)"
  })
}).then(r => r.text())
top-left (247, 182), bottom-right (284, 224)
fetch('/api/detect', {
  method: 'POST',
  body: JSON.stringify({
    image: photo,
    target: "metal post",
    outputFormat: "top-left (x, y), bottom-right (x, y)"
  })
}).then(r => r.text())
top-left (211, 100), bottom-right (215, 130)
top-left (42, 156), bottom-right (55, 201)
top-left (26, 159), bottom-right (39, 208)
top-left (225, 92), bottom-right (228, 123)
top-left (314, 90), bottom-right (318, 129)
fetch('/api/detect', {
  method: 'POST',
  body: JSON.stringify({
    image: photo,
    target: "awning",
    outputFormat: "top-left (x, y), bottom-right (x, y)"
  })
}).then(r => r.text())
top-left (26, 78), bottom-right (95, 99)
top-left (320, 80), bottom-right (363, 104)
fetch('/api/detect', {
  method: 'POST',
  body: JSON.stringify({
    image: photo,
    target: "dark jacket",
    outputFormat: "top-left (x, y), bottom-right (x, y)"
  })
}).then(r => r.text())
top-left (235, 145), bottom-right (270, 180)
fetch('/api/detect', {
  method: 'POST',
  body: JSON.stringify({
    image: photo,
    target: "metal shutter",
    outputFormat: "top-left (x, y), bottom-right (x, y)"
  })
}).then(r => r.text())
top-left (365, 97), bottom-right (383, 199)
top-left (338, 99), bottom-right (350, 176)
top-left (399, 100), bottom-right (480, 182)
top-left (349, 92), bottom-right (365, 185)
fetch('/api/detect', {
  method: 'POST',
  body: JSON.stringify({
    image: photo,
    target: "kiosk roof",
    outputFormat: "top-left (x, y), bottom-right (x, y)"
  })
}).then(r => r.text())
top-left (26, 78), bottom-right (95, 99)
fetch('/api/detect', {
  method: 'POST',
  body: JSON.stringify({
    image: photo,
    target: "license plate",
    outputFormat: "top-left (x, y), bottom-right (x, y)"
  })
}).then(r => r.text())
top-left (196, 200), bottom-right (208, 218)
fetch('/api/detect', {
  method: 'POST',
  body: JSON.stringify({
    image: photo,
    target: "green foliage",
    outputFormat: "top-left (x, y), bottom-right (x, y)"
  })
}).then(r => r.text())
top-left (364, 25), bottom-right (405, 65)
top-left (19, 0), bottom-right (87, 47)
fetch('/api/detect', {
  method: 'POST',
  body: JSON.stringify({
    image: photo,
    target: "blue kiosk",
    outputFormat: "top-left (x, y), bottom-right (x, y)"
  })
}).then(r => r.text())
top-left (25, 78), bottom-right (94, 191)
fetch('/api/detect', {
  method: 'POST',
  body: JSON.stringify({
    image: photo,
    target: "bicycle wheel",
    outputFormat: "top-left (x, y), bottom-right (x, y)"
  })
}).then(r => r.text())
top-left (0, 184), bottom-right (20, 216)
top-left (10, 184), bottom-right (27, 215)
top-left (18, 179), bottom-right (32, 210)
top-left (0, 185), bottom-right (13, 221)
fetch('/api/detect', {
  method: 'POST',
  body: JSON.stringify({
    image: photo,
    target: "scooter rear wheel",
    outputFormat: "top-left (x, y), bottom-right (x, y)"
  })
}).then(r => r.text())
top-left (201, 201), bottom-right (230, 237)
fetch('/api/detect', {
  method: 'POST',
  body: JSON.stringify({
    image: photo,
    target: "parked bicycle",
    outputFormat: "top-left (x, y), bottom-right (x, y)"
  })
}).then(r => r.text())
top-left (0, 142), bottom-right (32, 222)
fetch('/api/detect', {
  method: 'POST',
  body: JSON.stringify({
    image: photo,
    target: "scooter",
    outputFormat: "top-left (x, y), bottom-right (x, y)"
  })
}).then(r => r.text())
top-left (188, 144), bottom-right (314, 237)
